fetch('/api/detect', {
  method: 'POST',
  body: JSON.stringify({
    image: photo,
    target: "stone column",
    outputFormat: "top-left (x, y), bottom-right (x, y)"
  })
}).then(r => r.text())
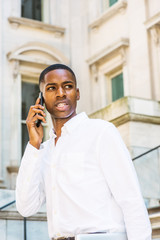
top-left (0, 0), bottom-right (4, 186)
top-left (7, 60), bottom-right (21, 189)
top-left (150, 25), bottom-right (160, 100)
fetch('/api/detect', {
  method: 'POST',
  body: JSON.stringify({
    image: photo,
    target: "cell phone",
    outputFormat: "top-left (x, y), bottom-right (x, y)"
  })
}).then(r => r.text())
top-left (36, 92), bottom-right (44, 127)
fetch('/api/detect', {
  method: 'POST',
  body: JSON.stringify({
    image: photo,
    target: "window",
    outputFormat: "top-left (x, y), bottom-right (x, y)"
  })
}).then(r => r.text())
top-left (101, 0), bottom-right (118, 12)
top-left (21, 0), bottom-right (42, 21)
top-left (109, 0), bottom-right (118, 7)
top-left (21, 79), bottom-right (39, 154)
top-left (111, 73), bottom-right (124, 102)
top-left (21, 78), bottom-right (48, 155)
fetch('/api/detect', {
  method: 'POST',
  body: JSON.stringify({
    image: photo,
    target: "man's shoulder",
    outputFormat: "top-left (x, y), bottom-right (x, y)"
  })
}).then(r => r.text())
top-left (87, 116), bottom-right (111, 126)
top-left (85, 116), bottom-right (114, 131)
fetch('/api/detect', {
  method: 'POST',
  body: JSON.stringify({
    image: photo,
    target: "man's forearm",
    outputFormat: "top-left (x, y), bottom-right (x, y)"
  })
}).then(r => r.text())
top-left (16, 142), bottom-right (45, 217)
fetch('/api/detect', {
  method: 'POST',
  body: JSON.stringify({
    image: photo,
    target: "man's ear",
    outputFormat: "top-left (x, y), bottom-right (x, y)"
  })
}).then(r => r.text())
top-left (76, 88), bottom-right (80, 100)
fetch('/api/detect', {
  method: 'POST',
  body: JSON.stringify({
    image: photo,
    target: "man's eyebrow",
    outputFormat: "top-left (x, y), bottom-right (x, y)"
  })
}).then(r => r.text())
top-left (45, 83), bottom-right (56, 87)
top-left (63, 80), bottom-right (75, 84)
top-left (46, 83), bottom-right (56, 86)
top-left (45, 81), bottom-right (75, 87)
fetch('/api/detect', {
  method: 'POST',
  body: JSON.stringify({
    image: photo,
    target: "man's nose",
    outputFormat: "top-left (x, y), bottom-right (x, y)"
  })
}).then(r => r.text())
top-left (57, 87), bottom-right (65, 97)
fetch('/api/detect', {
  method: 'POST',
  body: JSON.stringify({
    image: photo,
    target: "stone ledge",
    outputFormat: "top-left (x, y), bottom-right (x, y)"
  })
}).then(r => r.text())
top-left (89, 96), bottom-right (160, 127)
top-left (111, 112), bottom-right (160, 127)
top-left (145, 12), bottom-right (160, 30)
top-left (89, 0), bottom-right (127, 29)
top-left (0, 210), bottom-right (47, 221)
top-left (0, 178), bottom-right (6, 189)
top-left (87, 38), bottom-right (129, 66)
top-left (8, 17), bottom-right (65, 36)
top-left (7, 166), bottom-right (19, 174)
top-left (148, 206), bottom-right (160, 214)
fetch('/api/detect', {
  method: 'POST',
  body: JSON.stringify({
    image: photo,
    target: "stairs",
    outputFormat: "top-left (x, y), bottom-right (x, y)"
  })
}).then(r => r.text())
top-left (0, 190), bottom-right (160, 239)
top-left (0, 192), bottom-right (49, 240)
top-left (149, 206), bottom-right (160, 239)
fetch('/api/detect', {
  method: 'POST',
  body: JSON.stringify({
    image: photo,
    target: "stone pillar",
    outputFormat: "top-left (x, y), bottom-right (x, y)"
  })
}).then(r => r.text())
top-left (150, 25), bottom-right (160, 100)
top-left (7, 60), bottom-right (21, 189)
top-left (0, 0), bottom-right (4, 186)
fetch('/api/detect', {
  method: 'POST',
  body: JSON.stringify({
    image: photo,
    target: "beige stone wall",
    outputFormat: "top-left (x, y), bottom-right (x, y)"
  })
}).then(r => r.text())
top-left (0, 0), bottom-right (160, 189)
top-left (0, 0), bottom-right (71, 188)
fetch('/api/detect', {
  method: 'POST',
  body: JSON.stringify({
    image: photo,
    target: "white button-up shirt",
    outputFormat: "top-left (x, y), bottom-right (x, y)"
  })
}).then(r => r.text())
top-left (16, 112), bottom-right (151, 240)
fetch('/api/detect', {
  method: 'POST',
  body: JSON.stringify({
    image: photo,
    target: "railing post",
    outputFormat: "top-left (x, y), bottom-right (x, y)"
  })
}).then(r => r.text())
top-left (24, 217), bottom-right (27, 240)
top-left (158, 147), bottom-right (160, 196)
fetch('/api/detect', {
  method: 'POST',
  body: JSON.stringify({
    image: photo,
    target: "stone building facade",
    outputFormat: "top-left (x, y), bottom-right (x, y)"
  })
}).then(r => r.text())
top-left (0, 0), bottom-right (160, 205)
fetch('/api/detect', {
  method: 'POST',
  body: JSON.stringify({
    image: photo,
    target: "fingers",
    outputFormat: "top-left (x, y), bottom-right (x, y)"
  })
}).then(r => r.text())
top-left (31, 105), bottom-right (45, 115)
top-left (26, 112), bottom-right (46, 128)
top-left (35, 97), bottom-right (41, 105)
top-left (32, 114), bottom-right (46, 124)
top-left (28, 104), bottom-right (44, 118)
top-left (26, 103), bottom-right (46, 127)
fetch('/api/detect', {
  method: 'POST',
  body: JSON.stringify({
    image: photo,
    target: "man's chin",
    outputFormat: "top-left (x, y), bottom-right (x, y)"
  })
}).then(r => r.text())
top-left (52, 111), bottom-right (76, 120)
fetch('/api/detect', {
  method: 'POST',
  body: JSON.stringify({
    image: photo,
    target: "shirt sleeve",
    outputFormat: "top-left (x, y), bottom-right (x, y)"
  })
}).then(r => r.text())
top-left (98, 123), bottom-right (152, 240)
top-left (16, 142), bottom-right (46, 217)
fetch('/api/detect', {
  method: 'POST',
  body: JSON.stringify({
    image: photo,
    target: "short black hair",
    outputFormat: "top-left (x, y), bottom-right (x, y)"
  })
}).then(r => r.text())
top-left (39, 63), bottom-right (77, 86)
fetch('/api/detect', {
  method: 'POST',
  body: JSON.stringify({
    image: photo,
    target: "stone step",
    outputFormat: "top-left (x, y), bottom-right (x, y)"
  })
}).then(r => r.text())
top-left (0, 206), bottom-right (160, 239)
top-left (0, 210), bottom-right (47, 221)
top-left (148, 207), bottom-right (160, 239)
top-left (150, 212), bottom-right (160, 224)
top-left (152, 223), bottom-right (160, 230)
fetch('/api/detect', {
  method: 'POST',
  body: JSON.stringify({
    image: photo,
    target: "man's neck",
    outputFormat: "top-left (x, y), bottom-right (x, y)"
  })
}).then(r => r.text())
top-left (51, 113), bottom-right (77, 143)
top-left (52, 118), bottom-right (66, 140)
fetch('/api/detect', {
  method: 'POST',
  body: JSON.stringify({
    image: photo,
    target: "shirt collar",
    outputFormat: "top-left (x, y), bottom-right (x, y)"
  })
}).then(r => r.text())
top-left (49, 112), bottom-right (88, 138)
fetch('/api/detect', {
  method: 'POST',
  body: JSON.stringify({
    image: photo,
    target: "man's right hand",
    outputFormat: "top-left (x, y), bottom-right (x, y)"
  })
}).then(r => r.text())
top-left (26, 98), bottom-right (46, 149)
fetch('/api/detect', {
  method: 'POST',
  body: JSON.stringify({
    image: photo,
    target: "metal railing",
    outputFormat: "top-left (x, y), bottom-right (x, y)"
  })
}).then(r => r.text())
top-left (132, 145), bottom-right (160, 208)
top-left (0, 200), bottom-right (16, 210)
top-left (0, 145), bottom-right (159, 239)
top-left (0, 200), bottom-right (27, 240)
top-left (132, 145), bottom-right (160, 161)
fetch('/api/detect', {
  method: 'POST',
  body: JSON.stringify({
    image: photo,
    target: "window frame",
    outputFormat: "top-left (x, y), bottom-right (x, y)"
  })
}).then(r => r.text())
top-left (21, 0), bottom-right (50, 23)
top-left (7, 42), bottom-right (69, 163)
top-left (106, 69), bottom-right (124, 104)
top-left (21, 75), bottom-right (50, 156)
top-left (101, 0), bottom-right (118, 13)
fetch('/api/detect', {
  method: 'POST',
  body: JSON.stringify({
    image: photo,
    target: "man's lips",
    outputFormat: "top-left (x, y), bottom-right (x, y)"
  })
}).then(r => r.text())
top-left (55, 102), bottom-right (69, 111)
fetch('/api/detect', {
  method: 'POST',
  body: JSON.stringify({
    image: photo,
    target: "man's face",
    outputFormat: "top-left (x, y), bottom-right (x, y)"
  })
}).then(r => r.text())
top-left (41, 69), bottom-right (80, 120)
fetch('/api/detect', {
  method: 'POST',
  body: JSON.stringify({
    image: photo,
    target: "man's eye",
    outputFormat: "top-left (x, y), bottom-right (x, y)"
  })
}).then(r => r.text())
top-left (47, 86), bottom-right (56, 90)
top-left (65, 85), bottom-right (73, 89)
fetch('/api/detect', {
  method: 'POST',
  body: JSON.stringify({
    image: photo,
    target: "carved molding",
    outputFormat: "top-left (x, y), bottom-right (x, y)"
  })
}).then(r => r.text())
top-left (87, 38), bottom-right (129, 67)
top-left (89, 0), bottom-right (127, 30)
top-left (150, 26), bottom-right (160, 47)
top-left (145, 12), bottom-right (160, 47)
top-left (0, 178), bottom-right (6, 189)
top-left (8, 17), bottom-right (65, 36)
top-left (145, 12), bottom-right (160, 30)
top-left (13, 60), bottom-right (19, 79)
top-left (91, 64), bottom-right (98, 81)
top-left (7, 165), bottom-right (19, 174)
top-left (7, 42), bottom-right (69, 66)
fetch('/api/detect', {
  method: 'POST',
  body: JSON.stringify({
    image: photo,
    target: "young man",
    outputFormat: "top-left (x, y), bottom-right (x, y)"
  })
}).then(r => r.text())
top-left (16, 64), bottom-right (152, 240)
